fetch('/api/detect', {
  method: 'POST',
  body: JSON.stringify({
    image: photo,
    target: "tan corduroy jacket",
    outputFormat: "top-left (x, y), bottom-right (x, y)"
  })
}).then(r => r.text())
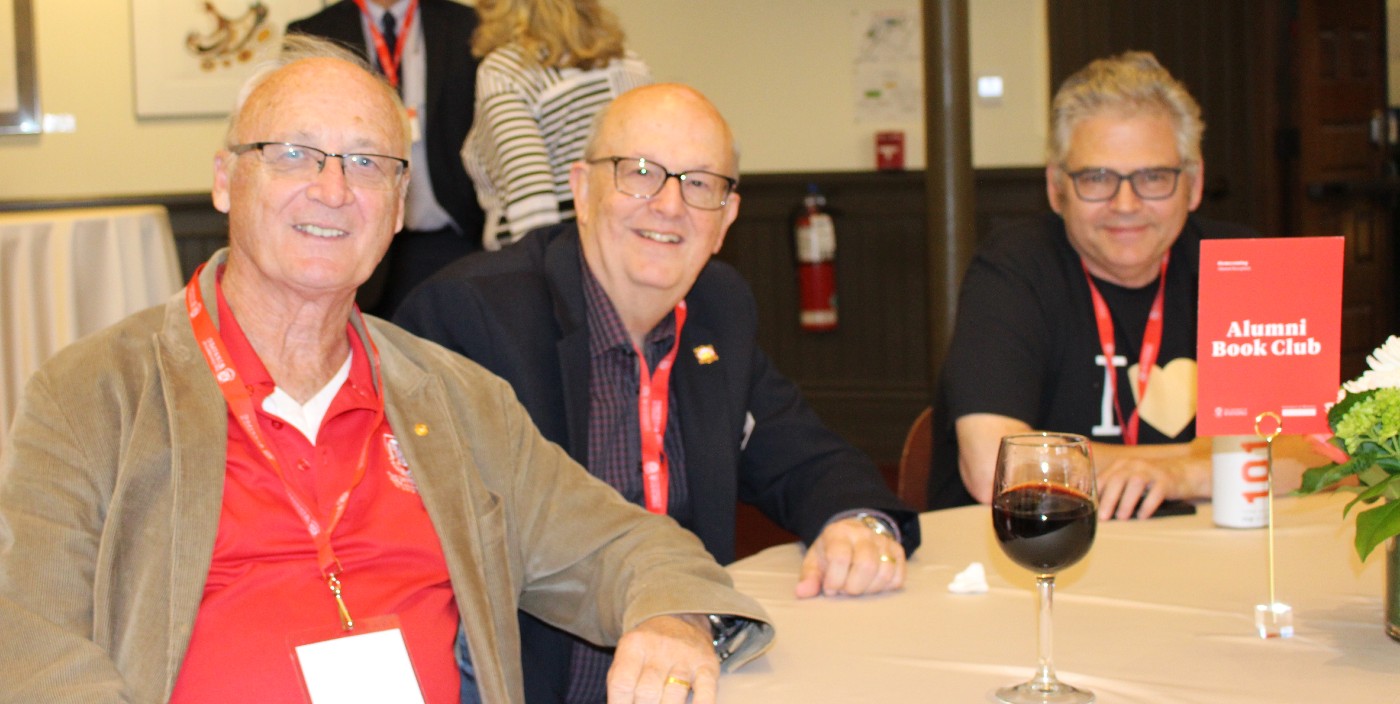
top-left (0, 250), bottom-right (771, 704)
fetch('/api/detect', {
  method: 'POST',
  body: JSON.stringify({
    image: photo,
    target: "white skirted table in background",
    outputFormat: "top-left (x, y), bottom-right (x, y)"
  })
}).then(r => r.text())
top-left (0, 205), bottom-right (182, 458)
top-left (724, 494), bottom-right (1397, 703)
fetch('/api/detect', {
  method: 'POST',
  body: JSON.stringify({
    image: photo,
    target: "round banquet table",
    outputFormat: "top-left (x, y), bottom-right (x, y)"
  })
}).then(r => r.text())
top-left (0, 205), bottom-right (181, 459)
top-left (722, 493), bottom-right (1398, 703)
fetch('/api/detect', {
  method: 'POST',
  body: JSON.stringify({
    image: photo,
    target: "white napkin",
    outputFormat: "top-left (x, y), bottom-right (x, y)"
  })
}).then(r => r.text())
top-left (948, 562), bottom-right (988, 594)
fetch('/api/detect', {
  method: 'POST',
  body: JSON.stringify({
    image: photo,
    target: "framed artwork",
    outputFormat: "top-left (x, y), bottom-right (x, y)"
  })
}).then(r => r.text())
top-left (0, 0), bottom-right (39, 135)
top-left (131, 0), bottom-right (328, 118)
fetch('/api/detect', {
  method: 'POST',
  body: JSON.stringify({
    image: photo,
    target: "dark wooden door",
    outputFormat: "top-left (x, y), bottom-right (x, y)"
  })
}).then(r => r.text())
top-left (1047, 1), bottom-right (1287, 235)
top-left (1289, 0), bottom-right (1397, 378)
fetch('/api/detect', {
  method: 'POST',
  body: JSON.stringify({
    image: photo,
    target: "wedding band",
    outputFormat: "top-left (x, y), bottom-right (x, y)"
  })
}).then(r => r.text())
top-left (879, 553), bottom-right (893, 563)
top-left (665, 675), bottom-right (692, 689)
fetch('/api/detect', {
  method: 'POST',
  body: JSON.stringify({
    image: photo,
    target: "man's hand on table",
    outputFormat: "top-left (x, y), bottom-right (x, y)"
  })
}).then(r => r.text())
top-left (1093, 439), bottom-right (1210, 520)
top-left (608, 614), bottom-right (718, 704)
top-left (1095, 455), bottom-right (1187, 519)
top-left (1094, 433), bottom-right (1336, 519)
top-left (794, 517), bottom-right (905, 598)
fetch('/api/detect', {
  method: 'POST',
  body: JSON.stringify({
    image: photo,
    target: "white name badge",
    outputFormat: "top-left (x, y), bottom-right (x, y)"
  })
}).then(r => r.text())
top-left (293, 617), bottom-right (426, 704)
top-left (407, 107), bottom-right (423, 144)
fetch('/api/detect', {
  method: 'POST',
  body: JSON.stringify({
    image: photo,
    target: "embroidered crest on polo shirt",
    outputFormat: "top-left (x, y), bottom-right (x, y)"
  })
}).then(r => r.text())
top-left (383, 433), bottom-right (417, 494)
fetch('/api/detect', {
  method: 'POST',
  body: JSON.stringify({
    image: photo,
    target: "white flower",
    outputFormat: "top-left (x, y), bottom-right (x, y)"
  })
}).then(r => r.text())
top-left (1343, 335), bottom-right (1400, 394)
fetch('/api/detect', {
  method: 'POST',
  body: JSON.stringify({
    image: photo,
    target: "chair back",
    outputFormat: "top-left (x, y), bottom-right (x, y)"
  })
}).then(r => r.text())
top-left (896, 406), bottom-right (933, 512)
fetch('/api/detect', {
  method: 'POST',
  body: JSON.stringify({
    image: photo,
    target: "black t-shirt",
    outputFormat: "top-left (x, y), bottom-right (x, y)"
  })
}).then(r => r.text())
top-left (927, 212), bottom-right (1257, 510)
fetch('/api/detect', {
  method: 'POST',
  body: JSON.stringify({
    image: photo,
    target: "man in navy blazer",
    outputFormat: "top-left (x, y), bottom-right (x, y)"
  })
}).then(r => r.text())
top-left (288, 0), bottom-right (485, 316)
top-left (396, 83), bottom-right (920, 703)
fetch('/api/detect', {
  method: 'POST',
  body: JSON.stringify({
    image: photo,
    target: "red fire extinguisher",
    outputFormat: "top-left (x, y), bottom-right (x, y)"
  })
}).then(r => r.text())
top-left (794, 184), bottom-right (838, 332)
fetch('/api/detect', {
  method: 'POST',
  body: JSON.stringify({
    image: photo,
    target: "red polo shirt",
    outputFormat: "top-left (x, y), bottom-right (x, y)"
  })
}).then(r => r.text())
top-left (170, 283), bottom-right (459, 703)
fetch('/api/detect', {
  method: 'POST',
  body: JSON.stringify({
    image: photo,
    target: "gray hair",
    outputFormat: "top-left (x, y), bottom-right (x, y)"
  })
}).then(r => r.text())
top-left (224, 33), bottom-right (410, 149)
top-left (1048, 51), bottom-right (1203, 170)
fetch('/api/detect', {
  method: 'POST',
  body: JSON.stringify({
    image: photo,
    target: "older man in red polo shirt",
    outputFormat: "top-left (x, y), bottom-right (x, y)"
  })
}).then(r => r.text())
top-left (0, 36), bottom-right (770, 704)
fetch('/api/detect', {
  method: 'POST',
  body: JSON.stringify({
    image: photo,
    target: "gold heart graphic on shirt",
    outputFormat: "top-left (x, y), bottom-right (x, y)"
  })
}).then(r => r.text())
top-left (1127, 358), bottom-right (1197, 439)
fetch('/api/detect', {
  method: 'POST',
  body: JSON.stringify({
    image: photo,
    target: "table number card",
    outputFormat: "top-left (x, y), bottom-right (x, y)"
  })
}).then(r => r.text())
top-left (1196, 236), bottom-right (1343, 436)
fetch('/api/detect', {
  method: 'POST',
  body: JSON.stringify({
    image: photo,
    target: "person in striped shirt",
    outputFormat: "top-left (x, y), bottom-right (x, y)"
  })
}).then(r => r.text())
top-left (463, 0), bottom-right (651, 250)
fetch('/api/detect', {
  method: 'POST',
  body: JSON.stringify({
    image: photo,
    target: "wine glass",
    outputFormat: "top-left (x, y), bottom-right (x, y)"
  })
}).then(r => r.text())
top-left (991, 433), bottom-right (1098, 704)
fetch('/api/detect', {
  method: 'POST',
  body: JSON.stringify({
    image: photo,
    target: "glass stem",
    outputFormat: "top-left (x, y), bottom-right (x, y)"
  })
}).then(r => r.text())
top-left (1033, 574), bottom-right (1060, 689)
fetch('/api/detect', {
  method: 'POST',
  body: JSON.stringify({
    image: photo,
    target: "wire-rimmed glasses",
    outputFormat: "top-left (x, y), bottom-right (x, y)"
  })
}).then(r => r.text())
top-left (229, 142), bottom-right (408, 190)
top-left (588, 156), bottom-right (737, 210)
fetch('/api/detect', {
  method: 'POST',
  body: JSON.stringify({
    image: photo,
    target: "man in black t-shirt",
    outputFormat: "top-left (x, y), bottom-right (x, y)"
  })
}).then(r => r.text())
top-left (931, 52), bottom-right (1239, 519)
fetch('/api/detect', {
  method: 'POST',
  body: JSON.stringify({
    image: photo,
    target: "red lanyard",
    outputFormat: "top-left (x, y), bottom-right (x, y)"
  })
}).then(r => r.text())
top-left (1082, 254), bottom-right (1169, 445)
top-left (352, 0), bottom-right (418, 89)
top-left (636, 301), bottom-right (687, 515)
top-left (185, 263), bottom-right (385, 583)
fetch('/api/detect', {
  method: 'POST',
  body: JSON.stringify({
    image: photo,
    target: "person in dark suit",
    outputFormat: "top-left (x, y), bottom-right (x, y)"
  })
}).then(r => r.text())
top-left (395, 83), bottom-right (921, 703)
top-left (288, 0), bottom-right (485, 317)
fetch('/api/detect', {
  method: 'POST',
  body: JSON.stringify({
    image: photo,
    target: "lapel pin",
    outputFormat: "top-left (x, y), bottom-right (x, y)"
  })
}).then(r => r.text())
top-left (693, 345), bottom-right (719, 365)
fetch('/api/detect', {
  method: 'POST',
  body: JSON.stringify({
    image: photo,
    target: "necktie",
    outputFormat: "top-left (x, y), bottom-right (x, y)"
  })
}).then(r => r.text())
top-left (380, 12), bottom-right (398, 67)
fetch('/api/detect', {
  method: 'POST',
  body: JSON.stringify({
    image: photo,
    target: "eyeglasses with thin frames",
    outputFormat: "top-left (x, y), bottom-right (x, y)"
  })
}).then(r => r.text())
top-left (229, 142), bottom-right (408, 191)
top-left (589, 156), bottom-right (737, 210)
top-left (1061, 165), bottom-right (1184, 202)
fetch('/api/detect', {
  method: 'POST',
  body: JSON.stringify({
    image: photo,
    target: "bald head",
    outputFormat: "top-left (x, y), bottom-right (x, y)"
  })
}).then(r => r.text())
top-left (227, 34), bottom-right (410, 153)
top-left (230, 59), bottom-right (410, 157)
top-left (585, 83), bottom-right (739, 176)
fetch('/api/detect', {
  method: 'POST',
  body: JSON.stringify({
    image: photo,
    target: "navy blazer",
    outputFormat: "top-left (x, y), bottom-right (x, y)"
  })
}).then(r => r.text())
top-left (396, 224), bottom-right (920, 702)
top-left (287, 0), bottom-right (484, 240)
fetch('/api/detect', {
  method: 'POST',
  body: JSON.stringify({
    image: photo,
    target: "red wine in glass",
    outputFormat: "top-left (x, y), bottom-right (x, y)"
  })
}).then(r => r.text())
top-left (992, 433), bottom-right (1098, 704)
top-left (993, 483), bottom-right (1096, 573)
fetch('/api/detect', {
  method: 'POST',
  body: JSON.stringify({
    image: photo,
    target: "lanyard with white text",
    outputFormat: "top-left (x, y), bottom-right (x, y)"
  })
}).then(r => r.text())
top-left (1082, 254), bottom-right (1168, 446)
top-left (352, 0), bottom-right (419, 90)
top-left (636, 301), bottom-right (687, 515)
top-left (185, 263), bottom-right (385, 629)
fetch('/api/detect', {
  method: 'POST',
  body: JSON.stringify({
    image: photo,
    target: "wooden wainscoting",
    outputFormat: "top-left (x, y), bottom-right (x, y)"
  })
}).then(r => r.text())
top-left (722, 168), bottom-right (1047, 558)
top-left (2, 169), bottom-right (1047, 559)
top-left (718, 168), bottom-right (1046, 468)
top-left (0, 168), bottom-right (1047, 468)
top-left (715, 172), bottom-right (931, 465)
top-left (2, 167), bottom-right (1052, 461)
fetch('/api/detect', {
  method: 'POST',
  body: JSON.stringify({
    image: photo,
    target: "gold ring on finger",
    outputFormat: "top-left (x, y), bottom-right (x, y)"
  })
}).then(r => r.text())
top-left (665, 675), bottom-right (692, 689)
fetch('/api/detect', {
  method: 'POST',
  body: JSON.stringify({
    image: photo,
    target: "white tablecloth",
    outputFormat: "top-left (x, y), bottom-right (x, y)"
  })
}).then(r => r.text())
top-left (0, 205), bottom-right (181, 458)
top-left (724, 494), bottom-right (1397, 703)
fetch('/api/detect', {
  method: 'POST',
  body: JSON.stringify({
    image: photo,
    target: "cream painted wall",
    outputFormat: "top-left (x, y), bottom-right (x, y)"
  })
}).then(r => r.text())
top-left (0, 0), bottom-right (231, 201)
top-left (609, 0), bottom-right (1048, 173)
top-left (608, 0), bottom-right (927, 173)
top-left (968, 0), bottom-right (1049, 167)
top-left (0, 0), bottom-right (1049, 201)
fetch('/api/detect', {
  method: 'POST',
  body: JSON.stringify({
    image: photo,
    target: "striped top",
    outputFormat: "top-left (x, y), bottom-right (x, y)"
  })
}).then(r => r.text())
top-left (463, 45), bottom-right (652, 249)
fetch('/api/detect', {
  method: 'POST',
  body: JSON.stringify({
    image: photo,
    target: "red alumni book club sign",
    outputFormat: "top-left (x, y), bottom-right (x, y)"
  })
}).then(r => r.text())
top-left (1196, 236), bottom-right (1343, 436)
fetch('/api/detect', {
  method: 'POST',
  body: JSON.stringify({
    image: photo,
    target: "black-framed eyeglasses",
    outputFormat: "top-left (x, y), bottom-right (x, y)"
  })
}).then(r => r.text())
top-left (229, 142), bottom-right (408, 190)
top-left (1061, 165), bottom-right (1183, 202)
top-left (589, 156), bottom-right (737, 210)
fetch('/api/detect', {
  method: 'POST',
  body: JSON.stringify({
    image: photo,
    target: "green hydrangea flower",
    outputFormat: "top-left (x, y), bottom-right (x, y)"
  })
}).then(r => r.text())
top-left (1334, 388), bottom-right (1400, 455)
top-left (1297, 336), bottom-right (1400, 561)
